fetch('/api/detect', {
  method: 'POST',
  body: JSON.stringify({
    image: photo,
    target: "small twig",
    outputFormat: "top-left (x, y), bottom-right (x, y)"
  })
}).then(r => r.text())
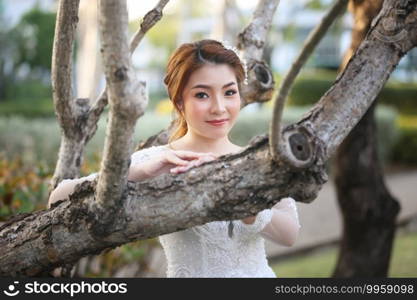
top-left (269, 0), bottom-right (349, 162)
top-left (238, 0), bottom-right (281, 61)
top-left (51, 0), bottom-right (80, 136)
top-left (129, 0), bottom-right (170, 55)
top-left (87, 0), bottom-right (170, 137)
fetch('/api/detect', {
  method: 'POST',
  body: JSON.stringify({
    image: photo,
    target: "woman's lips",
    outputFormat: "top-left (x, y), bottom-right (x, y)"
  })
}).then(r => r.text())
top-left (206, 119), bottom-right (228, 126)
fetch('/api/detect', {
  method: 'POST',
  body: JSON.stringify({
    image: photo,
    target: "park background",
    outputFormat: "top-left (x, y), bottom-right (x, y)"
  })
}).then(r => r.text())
top-left (0, 0), bottom-right (416, 277)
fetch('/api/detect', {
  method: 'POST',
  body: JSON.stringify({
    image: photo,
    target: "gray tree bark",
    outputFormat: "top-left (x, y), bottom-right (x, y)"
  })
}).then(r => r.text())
top-left (0, 0), bottom-right (416, 276)
top-left (50, 0), bottom-right (170, 192)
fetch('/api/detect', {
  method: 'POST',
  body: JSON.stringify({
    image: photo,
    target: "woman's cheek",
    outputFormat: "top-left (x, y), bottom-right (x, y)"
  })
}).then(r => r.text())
top-left (230, 100), bottom-right (241, 120)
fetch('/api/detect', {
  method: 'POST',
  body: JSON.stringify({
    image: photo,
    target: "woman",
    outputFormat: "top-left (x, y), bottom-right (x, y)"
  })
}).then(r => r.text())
top-left (48, 39), bottom-right (300, 278)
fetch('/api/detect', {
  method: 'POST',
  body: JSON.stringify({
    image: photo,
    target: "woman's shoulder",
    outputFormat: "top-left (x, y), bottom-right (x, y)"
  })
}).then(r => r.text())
top-left (226, 145), bottom-right (245, 155)
top-left (130, 145), bottom-right (169, 164)
top-left (133, 144), bottom-right (169, 154)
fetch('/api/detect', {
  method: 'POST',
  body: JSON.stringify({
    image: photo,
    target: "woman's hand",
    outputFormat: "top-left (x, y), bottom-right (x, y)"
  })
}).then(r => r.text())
top-left (168, 150), bottom-right (218, 174)
top-left (129, 149), bottom-right (218, 181)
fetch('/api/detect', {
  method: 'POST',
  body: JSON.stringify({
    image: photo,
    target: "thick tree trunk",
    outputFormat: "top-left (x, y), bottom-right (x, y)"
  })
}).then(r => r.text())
top-left (332, 0), bottom-right (400, 277)
top-left (333, 103), bottom-right (400, 277)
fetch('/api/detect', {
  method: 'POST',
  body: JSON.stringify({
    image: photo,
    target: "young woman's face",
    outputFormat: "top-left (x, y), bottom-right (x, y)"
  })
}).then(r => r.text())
top-left (181, 63), bottom-right (241, 140)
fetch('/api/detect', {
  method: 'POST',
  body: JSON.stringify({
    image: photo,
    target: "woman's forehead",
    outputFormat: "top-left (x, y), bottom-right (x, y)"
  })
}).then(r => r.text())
top-left (186, 64), bottom-right (237, 87)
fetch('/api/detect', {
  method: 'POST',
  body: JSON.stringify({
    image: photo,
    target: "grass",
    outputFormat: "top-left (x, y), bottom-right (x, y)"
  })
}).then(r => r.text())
top-left (271, 230), bottom-right (417, 277)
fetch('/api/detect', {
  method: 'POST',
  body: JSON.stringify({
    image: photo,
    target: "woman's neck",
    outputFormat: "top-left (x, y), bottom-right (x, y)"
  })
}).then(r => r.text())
top-left (169, 132), bottom-right (241, 156)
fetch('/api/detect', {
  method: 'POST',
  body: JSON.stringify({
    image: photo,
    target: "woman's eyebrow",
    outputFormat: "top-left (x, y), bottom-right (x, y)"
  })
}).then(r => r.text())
top-left (223, 82), bottom-right (236, 88)
top-left (191, 82), bottom-right (236, 90)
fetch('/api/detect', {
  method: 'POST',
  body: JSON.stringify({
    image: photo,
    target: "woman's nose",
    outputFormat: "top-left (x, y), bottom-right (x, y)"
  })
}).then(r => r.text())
top-left (210, 96), bottom-right (226, 114)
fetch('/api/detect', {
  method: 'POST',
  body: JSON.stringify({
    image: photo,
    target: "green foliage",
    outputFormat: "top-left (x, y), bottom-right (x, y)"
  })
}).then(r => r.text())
top-left (0, 5), bottom-right (55, 102)
top-left (287, 73), bottom-right (417, 115)
top-left (10, 6), bottom-right (56, 71)
top-left (0, 97), bottom-right (54, 118)
top-left (0, 151), bottom-right (159, 277)
top-left (139, 14), bottom-right (179, 66)
top-left (305, 0), bottom-right (328, 10)
top-left (0, 112), bottom-right (172, 170)
top-left (391, 117), bottom-right (417, 166)
top-left (378, 82), bottom-right (417, 116)
top-left (0, 154), bottom-right (51, 220)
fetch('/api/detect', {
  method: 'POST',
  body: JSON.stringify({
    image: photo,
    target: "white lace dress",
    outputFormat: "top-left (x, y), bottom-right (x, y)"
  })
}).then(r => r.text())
top-left (158, 209), bottom-right (276, 278)
top-left (131, 145), bottom-right (300, 278)
top-left (69, 145), bottom-right (300, 278)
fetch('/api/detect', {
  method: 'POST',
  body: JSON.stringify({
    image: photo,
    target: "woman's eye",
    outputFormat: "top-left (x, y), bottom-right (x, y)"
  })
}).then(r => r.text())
top-left (195, 92), bottom-right (208, 99)
top-left (225, 89), bottom-right (237, 96)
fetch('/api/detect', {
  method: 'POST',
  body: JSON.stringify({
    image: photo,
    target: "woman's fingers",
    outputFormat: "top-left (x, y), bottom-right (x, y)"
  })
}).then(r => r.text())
top-left (170, 155), bottom-right (216, 174)
top-left (165, 152), bottom-right (189, 166)
top-left (173, 150), bottom-right (217, 160)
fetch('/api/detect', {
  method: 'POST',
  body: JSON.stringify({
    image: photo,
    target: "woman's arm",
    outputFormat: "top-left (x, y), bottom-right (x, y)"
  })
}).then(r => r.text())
top-left (260, 197), bottom-right (300, 247)
top-left (48, 147), bottom-right (216, 208)
top-left (47, 176), bottom-right (94, 208)
top-left (47, 159), bottom-right (153, 208)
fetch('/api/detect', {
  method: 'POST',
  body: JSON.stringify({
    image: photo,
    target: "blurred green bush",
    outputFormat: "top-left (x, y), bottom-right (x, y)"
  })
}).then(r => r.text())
top-left (391, 116), bottom-right (417, 166)
top-left (0, 97), bottom-right (54, 118)
top-left (0, 154), bottom-right (50, 220)
top-left (0, 153), bottom-right (162, 278)
top-left (287, 74), bottom-right (417, 116)
top-left (0, 112), bottom-right (172, 169)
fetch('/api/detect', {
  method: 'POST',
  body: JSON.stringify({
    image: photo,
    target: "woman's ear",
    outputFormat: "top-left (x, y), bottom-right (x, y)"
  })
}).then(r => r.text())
top-left (178, 100), bottom-right (184, 113)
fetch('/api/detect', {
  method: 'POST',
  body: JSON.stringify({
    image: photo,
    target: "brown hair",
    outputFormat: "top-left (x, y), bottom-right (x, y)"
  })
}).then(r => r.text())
top-left (164, 39), bottom-right (245, 143)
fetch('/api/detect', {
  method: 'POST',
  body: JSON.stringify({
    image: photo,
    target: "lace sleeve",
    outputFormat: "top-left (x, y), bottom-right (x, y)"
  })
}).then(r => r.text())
top-left (57, 172), bottom-right (98, 187)
top-left (235, 208), bottom-right (273, 239)
top-left (130, 145), bottom-right (167, 166)
top-left (57, 146), bottom-right (167, 186)
top-left (260, 197), bottom-right (301, 246)
top-left (273, 197), bottom-right (300, 228)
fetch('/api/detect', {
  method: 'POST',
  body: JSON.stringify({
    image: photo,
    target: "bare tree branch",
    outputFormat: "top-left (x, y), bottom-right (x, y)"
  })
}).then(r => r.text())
top-left (50, 0), bottom-right (81, 189)
top-left (50, 0), bottom-right (169, 191)
top-left (51, 0), bottom-right (80, 131)
top-left (129, 0), bottom-right (170, 54)
top-left (94, 0), bottom-right (146, 210)
top-left (269, 0), bottom-right (349, 162)
top-left (237, 0), bottom-right (281, 105)
top-left (0, 136), bottom-right (326, 276)
top-left (237, 0), bottom-right (280, 61)
top-left (86, 0), bottom-right (171, 148)
top-left (277, 0), bottom-right (417, 168)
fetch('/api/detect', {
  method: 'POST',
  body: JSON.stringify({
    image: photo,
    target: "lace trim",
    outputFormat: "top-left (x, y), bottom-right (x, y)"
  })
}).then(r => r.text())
top-left (235, 209), bottom-right (273, 238)
top-left (65, 145), bottom-right (168, 183)
top-left (130, 145), bottom-right (168, 166)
